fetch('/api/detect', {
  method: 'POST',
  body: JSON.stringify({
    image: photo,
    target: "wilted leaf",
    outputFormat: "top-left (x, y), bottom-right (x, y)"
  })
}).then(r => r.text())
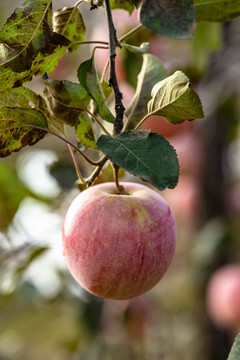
top-left (194, 0), bottom-right (240, 22)
top-left (0, 0), bottom-right (69, 72)
top-left (125, 42), bottom-right (149, 53)
top-left (110, 0), bottom-right (135, 13)
top-left (227, 334), bottom-right (240, 360)
top-left (147, 70), bottom-right (204, 124)
top-left (78, 57), bottom-right (115, 123)
top-left (53, 6), bottom-right (85, 52)
top-left (139, 0), bottom-right (196, 39)
top-left (125, 54), bottom-right (168, 124)
top-left (0, 107), bottom-right (48, 157)
top-left (75, 113), bottom-right (97, 149)
top-left (43, 78), bottom-right (90, 126)
top-left (97, 130), bottom-right (179, 190)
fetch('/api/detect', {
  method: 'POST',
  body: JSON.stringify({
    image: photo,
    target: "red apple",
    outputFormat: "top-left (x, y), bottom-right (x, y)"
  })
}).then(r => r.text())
top-left (62, 182), bottom-right (176, 300)
top-left (206, 265), bottom-right (240, 330)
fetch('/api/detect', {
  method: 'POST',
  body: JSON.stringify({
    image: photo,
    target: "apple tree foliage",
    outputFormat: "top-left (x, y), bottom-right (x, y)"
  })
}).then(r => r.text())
top-left (0, 0), bottom-right (239, 195)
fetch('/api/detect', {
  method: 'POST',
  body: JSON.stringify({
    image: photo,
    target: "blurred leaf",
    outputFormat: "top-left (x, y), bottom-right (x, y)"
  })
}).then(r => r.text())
top-left (97, 130), bottom-right (179, 190)
top-left (227, 334), bottom-right (240, 360)
top-left (139, 0), bottom-right (196, 39)
top-left (53, 6), bottom-right (85, 52)
top-left (78, 57), bottom-right (115, 123)
top-left (49, 161), bottom-right (78, 189)
top-left (43, 77), bottom-right (90, 126)
top-left (194, 0), bottom-right (240, 22)
top-left (125, 54), bottom-right (168, 124)
top-left (0, 162), bottom-right (31, 230)
top-left (0, 0), bottom-right (69, 73)
top-left (125, 42), bottom-right (149, 53)
top-left (15, 246), bottom-right (49, 276)
top-left (0, 107), bottom-right (48, 157)
top-left (75, 113), bottom-right (97, 149)
top-left (110, 0), bottom-right (135, 13)
top-left (147, 70), bottom-right (204, 124)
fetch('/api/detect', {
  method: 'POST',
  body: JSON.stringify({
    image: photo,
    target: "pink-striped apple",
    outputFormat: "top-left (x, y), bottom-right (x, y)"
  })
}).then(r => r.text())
top-left (62, 182), bottom-right (176, 300)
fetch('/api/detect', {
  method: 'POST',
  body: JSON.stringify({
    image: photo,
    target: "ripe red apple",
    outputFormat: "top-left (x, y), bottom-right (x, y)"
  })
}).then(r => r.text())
top-left (62, 182), bottom-right (176, 300)
top-left (206, 265), bottom-right (240, 330)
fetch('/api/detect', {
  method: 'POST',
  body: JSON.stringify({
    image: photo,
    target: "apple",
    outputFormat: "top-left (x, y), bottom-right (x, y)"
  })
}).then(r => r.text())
top-left (206, 265), bottom-right (240, 330)
top-left (62, 182), bottom-right (176, 300)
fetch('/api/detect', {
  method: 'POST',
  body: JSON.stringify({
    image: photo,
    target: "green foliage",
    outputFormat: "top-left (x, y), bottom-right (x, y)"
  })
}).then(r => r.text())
top-left (0, 0), bottom-right (69, 72)
top-left (227, 334), bottom-right (240, 360)
top-left (110, 0), bottom-right (135, 13)
top-left (43, 78), bottom-right (91, 125)
top-left (148, 71), bottom-right (204, 124)
top-left (0, 107), bottom-right (48, 157)
top-left (97, 130), bottom-right (179, 190)
top-left (125, 54), bottom-right (168, 124)
top-left (78, 57), bottom-right (115, 123)
top-left (139, 0), bottom-right (196, 39)
top-left (194, 0), bottom-right (240, 22)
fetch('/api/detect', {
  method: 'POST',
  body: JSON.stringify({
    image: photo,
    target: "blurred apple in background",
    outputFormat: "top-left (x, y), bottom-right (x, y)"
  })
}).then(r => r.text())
top-left (206, 265), bottom-right (240, 330)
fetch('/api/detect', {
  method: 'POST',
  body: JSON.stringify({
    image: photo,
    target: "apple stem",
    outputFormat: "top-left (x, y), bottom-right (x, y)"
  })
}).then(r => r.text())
top-left (105, 0), bottom-right (125, 137)
top-left (113, 163), bottom-right (127, 194)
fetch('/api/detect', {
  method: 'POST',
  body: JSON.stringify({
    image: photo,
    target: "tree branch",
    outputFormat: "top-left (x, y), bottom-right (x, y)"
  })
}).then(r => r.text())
top-left (105, 0), bottom-right (125, 137)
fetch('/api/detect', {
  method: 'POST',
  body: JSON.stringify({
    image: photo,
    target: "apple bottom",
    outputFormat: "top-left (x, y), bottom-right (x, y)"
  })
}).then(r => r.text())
top-left (62, 182), bottom-right (176, 300)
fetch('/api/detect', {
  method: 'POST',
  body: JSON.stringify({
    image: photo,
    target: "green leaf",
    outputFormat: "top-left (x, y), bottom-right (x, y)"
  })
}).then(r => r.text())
top-left (75, 113), bottom-right (97, 150)
top-left (0, 107), bottom-right (48, 157)
top-left (125, 42), bottom-right (149, 53)
top-left (227, 334), bottom-right (240, 360)
top-left (0, 87), bottom-right (42, 109)
top-left (0, 0), bottom-right (69, 73)
top-left (147, 70), bottom-right (204, 124)
top-left (53, 6), bottom-right (85, 52)
top-left (194, 0), bottom-right (240, 22)
top-left (125, 54), bottom-right (168, 124)
top-left (43, 78), bottom-right (91, 126)
top-left (0, 162), bottom-right (31, 230)
top-left (139, 0), bottom-right (196, 39)
top-left (78, 57), bottom-right (115, 123)
top-left (97, 130), bottom-right (179, 190)
top-left (0, 46), bottom-right (68, 91)
top-left (110, 0), bottom-right (135, 13)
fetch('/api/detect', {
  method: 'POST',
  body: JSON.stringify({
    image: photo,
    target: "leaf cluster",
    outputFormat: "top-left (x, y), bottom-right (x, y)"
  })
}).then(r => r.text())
top-left (0, 0), bottom-right (239, 191)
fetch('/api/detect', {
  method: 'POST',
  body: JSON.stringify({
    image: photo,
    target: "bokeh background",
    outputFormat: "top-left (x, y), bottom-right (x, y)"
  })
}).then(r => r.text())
top-left (0, 1), bottom-right (240, 359)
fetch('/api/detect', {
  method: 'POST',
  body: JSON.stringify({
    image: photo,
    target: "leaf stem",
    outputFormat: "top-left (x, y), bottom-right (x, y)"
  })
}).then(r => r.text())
top-left (85, 108), bottom-right (111, 135)
top-left (119, 24), bottom-right (143, 43)
top-left (105, 0), bottom-right (125, 137)
top-left (85, 155), bottom-right (108, 186)
top-left (67, 143), bottom-right (85, 183)
top-left (134, 113), bottom-right (152, 130)
top-left (4, 125), bottom-right (101, 167)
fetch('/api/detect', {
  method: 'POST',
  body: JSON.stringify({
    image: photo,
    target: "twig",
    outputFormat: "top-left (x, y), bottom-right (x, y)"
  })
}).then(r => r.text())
top-left (105, 0), bottom-right (125, 137)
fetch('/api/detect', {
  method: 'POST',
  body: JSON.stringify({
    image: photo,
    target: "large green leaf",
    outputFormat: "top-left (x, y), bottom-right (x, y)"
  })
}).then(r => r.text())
top-left (78, 57), bottom-right (115, 123)
top-left (147, 70), bottom-right (204, 124)
top-left (53, 6), bottom-right (85, 52)
top-left (97, 130), bottom-right (179, 190)
top-left (0, 107), bottom-right (48, 157)
top-left (227, 334), bottom-right (240, 360)
top-left (43, 78), bottom-right (91, 126)
top-left (194, 0), bottom-right (240, 22)
top-left (139, 0), bottom-right (196, 39)
top-left (0, 0), bottom-right (69, 73)
top-left (125, 54), bottom-right (168, 124)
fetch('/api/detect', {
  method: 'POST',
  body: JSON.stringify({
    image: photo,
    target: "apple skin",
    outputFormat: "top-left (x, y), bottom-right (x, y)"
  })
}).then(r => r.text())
top-left (206, 265), bottom-right (240, 330)
top-left (62, 182), bottom-right (176, 300)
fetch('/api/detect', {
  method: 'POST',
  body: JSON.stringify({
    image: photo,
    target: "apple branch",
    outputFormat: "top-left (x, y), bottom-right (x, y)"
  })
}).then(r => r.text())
top-left (105, 0), bottom-right (125, 137)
